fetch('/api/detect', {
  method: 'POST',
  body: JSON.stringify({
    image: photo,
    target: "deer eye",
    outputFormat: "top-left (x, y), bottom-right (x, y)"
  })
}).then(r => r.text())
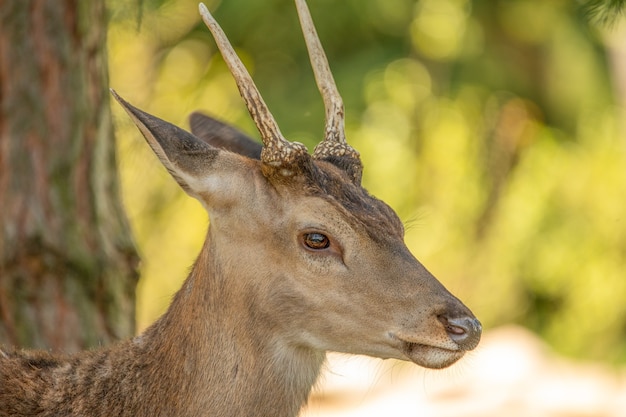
top-left (303, 233), bottom-right (330, 250)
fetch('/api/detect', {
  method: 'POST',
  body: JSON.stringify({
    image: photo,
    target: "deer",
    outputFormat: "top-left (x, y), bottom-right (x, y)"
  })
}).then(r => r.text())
top-left (0, 1), bottom-right (481, 416)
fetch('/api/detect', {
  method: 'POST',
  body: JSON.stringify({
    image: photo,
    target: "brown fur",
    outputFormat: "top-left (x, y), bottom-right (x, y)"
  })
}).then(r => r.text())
top-left (0, 241), bottom-right (324, 417)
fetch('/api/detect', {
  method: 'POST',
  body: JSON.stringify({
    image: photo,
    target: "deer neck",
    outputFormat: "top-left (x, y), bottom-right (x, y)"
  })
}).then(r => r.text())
top-left (139, 232), bottom-right (325, 417)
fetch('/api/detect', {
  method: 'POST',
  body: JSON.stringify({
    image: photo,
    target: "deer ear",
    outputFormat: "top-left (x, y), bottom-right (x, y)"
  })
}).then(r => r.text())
top-left (112, 90), bottom-right (230, 200)
top-left (189, 112), bottom-right (262, 160)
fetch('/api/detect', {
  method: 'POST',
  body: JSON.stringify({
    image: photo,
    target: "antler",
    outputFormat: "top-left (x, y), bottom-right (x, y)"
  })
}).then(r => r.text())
top-left (294, 0), bottom-right (362, 182)
top-left (198, 3), bottom-right (307, 167)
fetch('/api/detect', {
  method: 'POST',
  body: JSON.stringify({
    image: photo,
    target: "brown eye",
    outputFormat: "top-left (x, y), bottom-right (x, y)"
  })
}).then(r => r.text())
top-left (303, 233), bottom-right (330, 250)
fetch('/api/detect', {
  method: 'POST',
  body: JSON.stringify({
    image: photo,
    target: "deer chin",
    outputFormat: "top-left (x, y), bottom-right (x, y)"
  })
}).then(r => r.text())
top-left (398, 340), bottom-right (465, 369)
top-left (388, 333), bottom-right (465, 369)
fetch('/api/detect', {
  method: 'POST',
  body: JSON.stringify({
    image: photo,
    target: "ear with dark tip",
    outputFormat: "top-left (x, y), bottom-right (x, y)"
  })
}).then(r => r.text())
top-left (111, 90), bottom-right (219, 196)
top-left (189, 112), bottom-right (262, 160)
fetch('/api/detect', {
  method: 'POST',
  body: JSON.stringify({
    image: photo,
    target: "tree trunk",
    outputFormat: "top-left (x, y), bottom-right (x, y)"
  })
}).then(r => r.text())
top-left (0, 0), bottom-right (138, 352)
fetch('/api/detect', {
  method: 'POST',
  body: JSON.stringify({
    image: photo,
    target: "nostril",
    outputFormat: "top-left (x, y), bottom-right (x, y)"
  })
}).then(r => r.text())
top-left (438, 315), bottom-right (482, 351)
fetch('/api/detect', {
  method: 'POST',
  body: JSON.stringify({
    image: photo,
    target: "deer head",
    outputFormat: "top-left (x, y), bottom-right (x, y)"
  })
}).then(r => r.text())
top-left (112, 0), bottom-right (480, 371)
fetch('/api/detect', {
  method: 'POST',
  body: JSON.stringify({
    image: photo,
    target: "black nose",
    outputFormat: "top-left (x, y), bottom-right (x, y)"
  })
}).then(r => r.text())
top-left (438, 315), bottom-right (482, 351)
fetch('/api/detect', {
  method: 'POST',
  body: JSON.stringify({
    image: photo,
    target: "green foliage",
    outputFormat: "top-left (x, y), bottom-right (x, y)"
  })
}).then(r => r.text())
top-left (107, 0), bottom-right (626, 363)
top-left (583, 0), bottom-right (626, 27)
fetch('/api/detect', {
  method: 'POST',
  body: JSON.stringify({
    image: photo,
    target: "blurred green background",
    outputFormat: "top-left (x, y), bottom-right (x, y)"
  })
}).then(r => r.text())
top-left (106, 0), bottom-right (626, 363)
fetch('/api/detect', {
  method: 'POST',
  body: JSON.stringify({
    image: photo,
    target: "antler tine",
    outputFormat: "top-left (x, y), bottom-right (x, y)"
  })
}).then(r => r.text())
top-left (295, 0), bottom-right (360, 166)
top-left (199, 3), bottom-right (307, 166)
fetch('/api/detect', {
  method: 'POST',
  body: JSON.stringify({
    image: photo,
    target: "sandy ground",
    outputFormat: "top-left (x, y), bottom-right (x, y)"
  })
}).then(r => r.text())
top-left (302, 326), bottom-right (626, 417)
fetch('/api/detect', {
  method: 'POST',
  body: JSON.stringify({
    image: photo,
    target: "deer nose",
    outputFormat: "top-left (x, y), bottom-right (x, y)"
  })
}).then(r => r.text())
top-left (438, 315), bottom-right (482, 351)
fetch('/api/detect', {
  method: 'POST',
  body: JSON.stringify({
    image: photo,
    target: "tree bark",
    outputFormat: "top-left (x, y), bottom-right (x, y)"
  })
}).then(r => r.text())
top-left (0, 0), bottom-right (138, 352)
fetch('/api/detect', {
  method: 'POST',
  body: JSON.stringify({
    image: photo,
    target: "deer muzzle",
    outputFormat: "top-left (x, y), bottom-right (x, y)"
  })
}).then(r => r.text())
top-left (439, 314), bottom-right (482, 351)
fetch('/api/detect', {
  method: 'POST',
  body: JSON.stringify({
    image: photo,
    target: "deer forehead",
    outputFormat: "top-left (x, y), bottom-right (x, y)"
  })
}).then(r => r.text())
top-left (275, 160), bottom-right (405, 243)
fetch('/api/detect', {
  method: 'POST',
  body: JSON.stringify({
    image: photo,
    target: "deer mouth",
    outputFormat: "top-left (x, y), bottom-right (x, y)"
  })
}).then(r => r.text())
top-left (394, 337), bottom-right (466, 369)
top-left (390, 314), bottom-right (481, 368)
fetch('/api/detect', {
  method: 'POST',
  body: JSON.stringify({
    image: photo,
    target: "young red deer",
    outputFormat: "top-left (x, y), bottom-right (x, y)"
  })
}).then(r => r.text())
top-left (0, 1), bottom-right (481, 416)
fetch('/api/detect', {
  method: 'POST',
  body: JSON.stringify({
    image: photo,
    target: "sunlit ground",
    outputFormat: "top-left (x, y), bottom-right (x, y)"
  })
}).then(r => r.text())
top-left (303, 326), bottom-right (626, 417)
